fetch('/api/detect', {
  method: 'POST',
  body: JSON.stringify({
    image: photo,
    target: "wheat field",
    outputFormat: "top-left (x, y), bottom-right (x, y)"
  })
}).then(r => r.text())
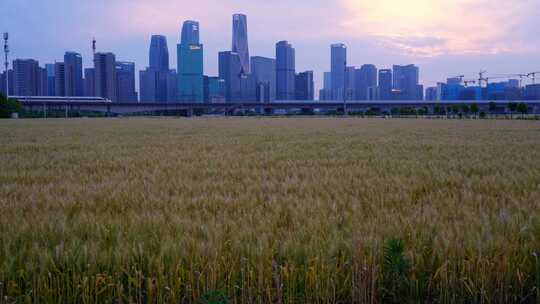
top-left (1, 117), bottom-right (539, 303)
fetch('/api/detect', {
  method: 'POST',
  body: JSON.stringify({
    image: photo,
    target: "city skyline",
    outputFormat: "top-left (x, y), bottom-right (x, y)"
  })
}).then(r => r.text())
top-left (2, 0), bottom-right (539, 96)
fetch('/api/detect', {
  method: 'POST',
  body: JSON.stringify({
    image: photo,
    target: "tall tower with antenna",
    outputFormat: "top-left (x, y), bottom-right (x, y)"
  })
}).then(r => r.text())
top-left (3, 32), bottom-right (9, 97)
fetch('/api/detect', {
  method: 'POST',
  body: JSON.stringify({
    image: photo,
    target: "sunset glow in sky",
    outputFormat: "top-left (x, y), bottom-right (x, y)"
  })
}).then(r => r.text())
top-left (2, 0), bottom-right (539, 90)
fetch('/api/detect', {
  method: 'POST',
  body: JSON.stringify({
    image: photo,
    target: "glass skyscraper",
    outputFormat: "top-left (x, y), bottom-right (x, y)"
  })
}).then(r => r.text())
top-left (295, 71), bottom-right (314, 100)
top-left (178, 20), bottom-right (204, 103)
top-left (64, 52), bottom-right (83, 97)
top-left (393, 64), bottom-right (421, 100)
top-left (232, 14), bottom-right (250, 74)
top-left (276, 41), bottom-right (295, 100)
top-left (378, 69), bottom-right (393, 100)
top-left (331, 43), bottom-right (346, 100)
top-left (116, 61), bottom-right (137, 102)
top-left (219, 51), bottom-right (242, 102)
top-left (251, 56), bottom-right (276, 102)
top-left (94, 52), bottom-right (117, 101)
top-left (354, 64), bottom-right (377, 100)
top-left (149, 35), bottom-right (169, 72)
top-left (140, 35), bottom-right (177, 102)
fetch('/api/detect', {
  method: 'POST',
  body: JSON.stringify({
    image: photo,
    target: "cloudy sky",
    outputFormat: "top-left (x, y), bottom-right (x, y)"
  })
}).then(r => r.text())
top-left (2, 0), bottom-right (539, 93)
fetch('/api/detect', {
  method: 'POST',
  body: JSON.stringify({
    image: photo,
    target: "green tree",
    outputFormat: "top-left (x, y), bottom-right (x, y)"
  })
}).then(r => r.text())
top-left (517, 102), bottom-right (528, 118)
top-left (488, 101), bottom-right (497, 116)
top-left (0, 93), bottom-right (22, 118)
top-left (461, 104), bottom-right (470, 117)
top-left (470, 103), bottom-right (479, 118)
top-left (508, 102), bottom-right (517, 119)
top-left (451, 104), bottom-right (460, 118)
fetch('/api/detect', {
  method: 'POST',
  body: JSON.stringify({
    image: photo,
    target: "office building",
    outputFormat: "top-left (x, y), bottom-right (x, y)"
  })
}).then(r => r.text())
top-left (354, 64), bottom-right (377, 100)
top-left (12, 59), bottom-right (42, 96)
top-left (204, 76), bottom-right (226, 103)
top-left (64, 52), bottom-right (83, 96)
top-left (331, 43), bottom-right (346, 100)
top-left (232, 14), bottom-right (250, 74)
top-left (219, 51), bottom-right (255, 102)
top-left (378, 69), bottom-right (392, 100)
top-left (116, 61), bottom-right (137, 102)
top-left (319, 72), bottom-right (332, 100)
top-left (251, 56), bottom-right (276, 102)
top-left (295, 71), bottom-right (314, 100)
top-left (345, 66), bottom-right (355, 100)
top-left (219, 51), bottom-right (241, 102)
top-left (149, 35), bottom-right (169, 72)
top-left (45, 64), bottom-right (55, 96)
top-left (177, 21), bottom-right (204, 102)
top-left (425, 87), bottom-right (438, 101)
top-left (525, 84), bottom-right (540, 100)
top-left (393, 64), bottom-right (421, 100)
top-left (0, 69), bottom-right (13, 96)
top-left (276, 41), bottom-right (295, 100)
top-left (94, 52), bottom-right (117, 101)
top-left (140, 35), bottom-right (177, 102)
top-left (84, 68), bottom-right (95, 96)
top-left (54, 62), bottom-right (65, 96)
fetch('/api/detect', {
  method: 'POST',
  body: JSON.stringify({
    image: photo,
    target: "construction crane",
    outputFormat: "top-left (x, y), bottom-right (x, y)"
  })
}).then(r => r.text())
top-left (511, 74), bottom-right (529, 87)
top-left (528, 72), bottom-right (540, 85)
top-left (478, 70), bottom-right (488, 88)
top-left (463, 80), bottom-right (476, 87)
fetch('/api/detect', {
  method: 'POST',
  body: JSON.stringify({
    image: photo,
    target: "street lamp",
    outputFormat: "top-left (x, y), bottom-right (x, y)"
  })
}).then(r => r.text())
top-left (3, 32), bottom-right (8, 97)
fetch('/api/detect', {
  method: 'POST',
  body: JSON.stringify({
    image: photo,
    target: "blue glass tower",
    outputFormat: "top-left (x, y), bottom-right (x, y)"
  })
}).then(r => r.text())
top-left (331, 43), bottom-right (346, 100)
top-left (149, 35), bottom-right (169, 72)
top-left (64, 52), bottom-right (83, 96)
top-left (232, 14), bottom-right (250, 74)
top-left (276, 41), bottom-right (295, 100)
top-left (178, 20), bottom-right (204, 103)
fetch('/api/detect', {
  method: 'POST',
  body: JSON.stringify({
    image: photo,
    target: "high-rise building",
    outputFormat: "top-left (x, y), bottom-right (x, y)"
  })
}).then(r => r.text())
top-left (232, 14), bottom-right (250, 74)
top-left (331, 43), bottom-right (346, 100)
top-left (12, 59), bottom-right (41, 96)
top-left (178, 21), bottom-right (204, 102)
top-left (94, 52), bottom-right (117, 101)
top-left (84, 68), bottom-right (95, 96)
top-left (166, 70), bottom-right (178, 102)
top-left (45, 64), bottom-right (55, 96)
top-left (54, 62), bottom-right (65, 96)
top-left (116, 61), bottom-right (137, 102)
top-left (354, 64), bottom-right (377, 100)
top-left (251, 56), bottom-right (276, 102)
top-left (140, 35), bottom-right (177, 102)
top-left (276, 41), bottom-right (295, 100)
top-left (378, 69), bottom-right (392, 100)
top-left (38, 67), bottom-right (48, 96)
top-left (319, 71), bottom-right (332, 100)
top-left (203, 76), bottom-right (226, 103)
top-left (345, 66), bottom-right (355, 100)
top-left (149, 35), bottom-right (169, 72)
top-left (393, 64), bottom-right (421, 100)
top-left (425, 87), bottom-right (438, 101)
top-left (64, 52), bottom-right (83, 96)
top-left (219, 51), bottom-right (241, 102)
top-left (181, 21), bottom-right (200, 45)
top-left (0, 70), bottom-right (13, 96)
top-left (295, 71), bottom-right (314, 100)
